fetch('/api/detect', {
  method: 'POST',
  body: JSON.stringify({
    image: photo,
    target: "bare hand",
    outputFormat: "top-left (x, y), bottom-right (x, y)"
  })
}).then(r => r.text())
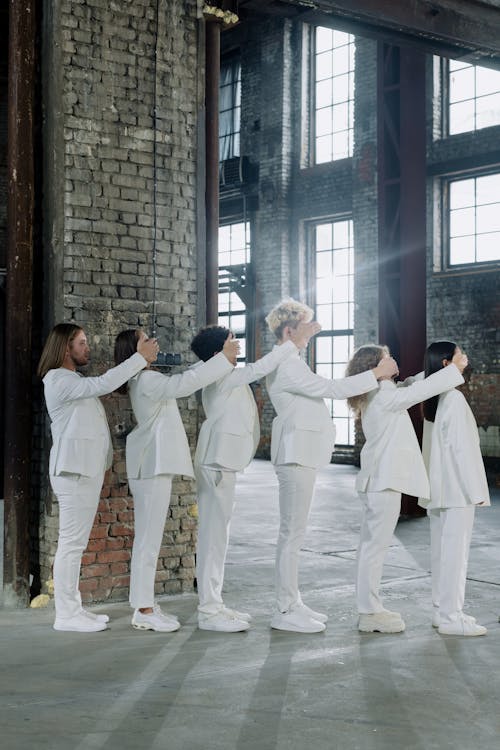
top-left (291, 320), bottom-right (321, 350)
top-left (222, 332), bottom-right (240, 365)
top-left (452, 350), bottom-right (468, 373)
top-left (137, 332), bottom-right (159, 364)
top-left (373, 356), bottom-right (398, 380)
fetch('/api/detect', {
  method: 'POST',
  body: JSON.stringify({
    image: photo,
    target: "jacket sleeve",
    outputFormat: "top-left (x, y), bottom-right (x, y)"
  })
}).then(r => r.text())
top-left (380, 364), bottom-right (464, 413)
top-left (51, 352), bottom-right (147, 402)
top-left (218, 340), bottom-right (297, 391)
top-left (142, 351), bottom-right (234, 401)
top-left (279, 359), bottom-right (378, 400)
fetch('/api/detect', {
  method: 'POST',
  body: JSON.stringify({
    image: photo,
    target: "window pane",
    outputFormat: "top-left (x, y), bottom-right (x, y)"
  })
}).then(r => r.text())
top-left (316, 224), bottom-right (333, 251)
top-left (476, 173), bottom-right (500, 205)
top-left (333, 222), bottom-right (350, 248)
top-left (316, 276), bottom-right (334, 304)
top-left (449, 66), bottom-right (475, 103)
top-left (475, 67), bottom-right (500, 97)
top-left (449, 99), bottom-right (475, 134)
top-left (450, 236), bottom-right (475, 265)
top-left (475, 92), bottom-right (500, 129)
top-left (333, 335), bottom-right (350, 362)
top-left (477, 203), bottom-right (500, 233)
top-left (450, 207), bottom-right (475, 237)
top-left (314, 28), bottom-right (354, 163)
top-left (332, 275), bottom-right (349, 302)
top-left (334, 418), bottom-right (349, 445)
top-left (316, 250), bottom-right (333, 276)
top-left (476, 232), bottom-right (500, 262)
top-left (316, 337), bottom-right (332, 362)
top-left (317, 304), bottom-right (333, 329)
top-left (450, 179), bottom-right (475, 209)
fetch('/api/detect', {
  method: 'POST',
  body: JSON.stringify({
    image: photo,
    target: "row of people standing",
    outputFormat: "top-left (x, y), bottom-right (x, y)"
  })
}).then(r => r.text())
top-left (38, 298), bottom-right (489, 637)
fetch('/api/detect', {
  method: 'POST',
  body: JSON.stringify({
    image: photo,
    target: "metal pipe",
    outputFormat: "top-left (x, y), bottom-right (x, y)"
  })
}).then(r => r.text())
top-left (3, 0), bottom-right (36, 606)
top-left (205, 20), bottom-right (221, 326)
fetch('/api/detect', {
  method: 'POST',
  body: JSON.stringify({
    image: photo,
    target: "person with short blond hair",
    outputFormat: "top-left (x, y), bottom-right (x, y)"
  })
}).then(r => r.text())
top-left (265, 298), bottom-right (398, 633)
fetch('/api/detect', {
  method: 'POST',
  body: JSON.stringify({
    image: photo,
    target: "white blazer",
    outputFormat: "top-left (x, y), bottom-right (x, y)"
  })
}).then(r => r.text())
top-left (356, 364), bottom-right (464, 497)
top-left (194, 340), bottom-right (297, 472)
top-left (266, 349), bottom-right (378, 469)
top-left (126, 352), bottom-right (234, 479)
top-left (43, 352), bottom-right (147, 478)
top-left (419, 388), bottom-right (490, 512)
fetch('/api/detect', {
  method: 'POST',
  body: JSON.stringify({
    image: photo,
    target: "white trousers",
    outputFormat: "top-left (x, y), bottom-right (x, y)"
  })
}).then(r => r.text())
top-left (128, 475), bottom-right (173, 610)
top-left (275, 464), bottom-right (317, 613)
top-left (356, 489), bottom-right (401, 614)
top-left (429, 505), bottom-right (476, 624)
top-left (50, 472), bottom-right (104, 619)
top-left (195, 466), bottom-right (237, 614)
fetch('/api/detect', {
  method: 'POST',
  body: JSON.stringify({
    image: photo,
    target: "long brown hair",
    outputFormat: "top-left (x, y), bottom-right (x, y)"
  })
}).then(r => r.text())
top-left (37, 323), bottom-right (83, 378)
top-left (114, 329), bottom-right (139, 393)
top-left (345, 344), bottom-right (388, 416)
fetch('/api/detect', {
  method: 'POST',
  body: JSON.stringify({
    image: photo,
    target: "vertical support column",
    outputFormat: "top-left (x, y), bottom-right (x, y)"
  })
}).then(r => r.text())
top-left (205, 20), bottom-right (221, 326)
top-left (4, 0), bottom-right (36, 605)
top-left (377, 43), bottom-right (427, 516)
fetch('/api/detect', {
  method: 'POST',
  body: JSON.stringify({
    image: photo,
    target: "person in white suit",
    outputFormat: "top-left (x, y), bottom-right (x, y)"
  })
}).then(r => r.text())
top-left (346, 343), bottom-right (466, 634)
top-left (190, 319), bottom-right (320, 633)
top-left (114, 329), bottom-right (239, 633)
top-left (265, 299), bottom-right (399, 633)
top-left (419, 340), bottom-right (490, 637)
top-left (38, 323), bottom-right (159, 632)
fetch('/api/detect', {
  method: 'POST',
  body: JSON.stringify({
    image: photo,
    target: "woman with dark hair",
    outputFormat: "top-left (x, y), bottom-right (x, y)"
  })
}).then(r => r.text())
top-left (346, 343), bottom-right (466, 634)
top-left (114, 328), bottom-right (239, 632)
top-left (190, 319), bottom-right (319, 632)
top-left (38, 323), bottom-right (158, 632)
top-left (419, 341), bottom-right (490, 636)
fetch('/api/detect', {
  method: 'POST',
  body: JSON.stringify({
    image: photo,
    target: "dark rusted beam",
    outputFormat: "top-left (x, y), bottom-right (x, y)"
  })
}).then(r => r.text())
top-left (205, 20), bottom-right (221, 326)
top-left (238, 0), bottom-right (500, 69)
top-left (377, 43), bottom-right (427, 518)
top-left (4, 0), bottom-right (36, 606)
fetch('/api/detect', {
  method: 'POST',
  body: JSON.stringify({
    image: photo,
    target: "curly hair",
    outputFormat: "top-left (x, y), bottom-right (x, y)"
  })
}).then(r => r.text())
top-left (346, 344), bottom-right (388, 416)
top-left (191, 325), bottom-right (230, 362)
top-left (265, 298), bottom-right (314, 340)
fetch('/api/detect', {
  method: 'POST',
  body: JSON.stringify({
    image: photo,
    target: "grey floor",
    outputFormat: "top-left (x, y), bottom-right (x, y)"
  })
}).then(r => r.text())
top-left (1, 460), bottom-right (499, 750)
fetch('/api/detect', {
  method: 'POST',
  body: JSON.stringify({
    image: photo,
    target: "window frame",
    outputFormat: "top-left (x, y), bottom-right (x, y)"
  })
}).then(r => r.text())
top-left (441, 169), bottom-right (500, 271)
top-left (219, 54), bottom-right (242, 163)
top-left (442, 57), bottom-right (500, 137)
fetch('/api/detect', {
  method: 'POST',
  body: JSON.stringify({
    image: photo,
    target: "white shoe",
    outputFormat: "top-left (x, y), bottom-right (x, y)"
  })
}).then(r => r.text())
top-left (54, 613), bottom-right (108, 633)
top-left (132, 609), bottom-right (180, 632)
top-left (221, 605), bottom-right (252, 622)
top-left (358, 612), bottom-right (405, 633)
top-left (198, 612), bottom-right (249, 632)
top-left (432, 611), bottom-right (476, 628)
top-left (296, 602), bottom-right (328, 623)
top-left (438, 615), bottom-right (487, 637)
top-left (153, 603), bottom-right (179, 624)
top-left (82, 609), bottom-right (109, 624)
top-left (271, 608), bottom-right (325, 634)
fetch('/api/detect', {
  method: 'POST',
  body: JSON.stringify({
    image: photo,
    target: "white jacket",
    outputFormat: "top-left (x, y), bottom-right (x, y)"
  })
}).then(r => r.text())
top-left (419, 388), bottom-right (490, 512)
top-left (126, 352), bottom-right (234, 479)
top-left (194, 340), bottom-right (297, 472)
top-left (43, 352), bottom-right (147, 478)
top-left (356, 364), bottom-right (464, 497)
top-left (266, 349), bottom-right (378, 468)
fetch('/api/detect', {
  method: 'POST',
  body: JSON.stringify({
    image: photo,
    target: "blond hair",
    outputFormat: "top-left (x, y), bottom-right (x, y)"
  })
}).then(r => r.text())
top-left (265, 298), bottom-right (314, 340)
top-left (346, 344), bottom-right (388, 416)
top-left (37, 323), bottom-right (83, 378)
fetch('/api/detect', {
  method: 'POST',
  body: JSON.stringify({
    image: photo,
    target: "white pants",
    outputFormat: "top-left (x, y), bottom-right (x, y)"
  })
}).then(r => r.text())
top-left (195, 466), bottom-right (237, 614)
top-left (50, 472), bottom-right (104, 619)
top-left (429, 505), bottom-right (476, 624)
top-left (356, 489), bottom-right (401, 614)
top-left (128, 475), bottom-right (173, 610)
top-left (275, 464), bottom-right (317, 613)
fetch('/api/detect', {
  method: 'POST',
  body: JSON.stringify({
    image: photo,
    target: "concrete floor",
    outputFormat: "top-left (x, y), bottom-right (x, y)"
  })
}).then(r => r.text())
top-left (1, 459), bottom-right (499, 750)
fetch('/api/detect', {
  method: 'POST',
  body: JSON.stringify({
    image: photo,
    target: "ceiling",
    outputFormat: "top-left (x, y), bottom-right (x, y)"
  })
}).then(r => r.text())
top-left (237, 0), bottom-right (500, 69)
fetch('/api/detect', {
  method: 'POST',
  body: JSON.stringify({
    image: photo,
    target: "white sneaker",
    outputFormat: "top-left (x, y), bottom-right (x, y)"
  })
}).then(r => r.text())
top-left (198, 611), bottom-right (249, 632)
top-left (271, 608), bottom-right (325, 634)
top-left (296, 602), bottom-right (328, 623)
top-left (432, 611), bottom-right (476, 628)
top-left (358, 612), bottom-right (405, 633)
top-left (221, 605), bottom-right (252, 622)
top-left (438, 615), bottom-right (487, 637)
top-left (54, 613), bottom-right (108, 633)
top-left (153, 603), bottom-right (179, 624)
top-left (82, 609), bottom-right (109, 624)
top-left (132, 609), bottom-right (180, 632)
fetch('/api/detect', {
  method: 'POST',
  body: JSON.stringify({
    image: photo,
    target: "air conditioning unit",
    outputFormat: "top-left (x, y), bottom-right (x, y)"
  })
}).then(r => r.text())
top-left (219, 156), bottom-right (257, 187)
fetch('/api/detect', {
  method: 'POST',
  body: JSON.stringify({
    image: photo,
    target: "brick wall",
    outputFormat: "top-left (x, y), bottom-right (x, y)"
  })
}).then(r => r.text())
top-left (37, 0), bottom-right (203, 602)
